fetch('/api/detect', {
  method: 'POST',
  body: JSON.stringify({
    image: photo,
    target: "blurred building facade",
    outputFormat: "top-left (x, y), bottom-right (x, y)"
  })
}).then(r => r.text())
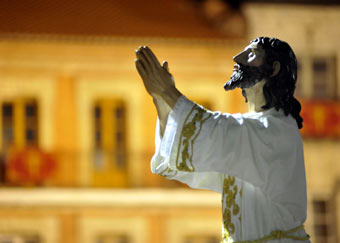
top-left (0, 1), bottom-right (339, 243)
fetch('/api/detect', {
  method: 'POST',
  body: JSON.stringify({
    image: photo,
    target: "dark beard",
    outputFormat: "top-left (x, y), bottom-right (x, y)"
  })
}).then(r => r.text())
top-left (224, 64), bottom-right (265, 91)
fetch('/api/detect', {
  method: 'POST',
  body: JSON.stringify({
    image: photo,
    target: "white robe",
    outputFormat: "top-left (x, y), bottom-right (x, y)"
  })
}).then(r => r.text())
top-left (151, 96), bottom-right (310, 243)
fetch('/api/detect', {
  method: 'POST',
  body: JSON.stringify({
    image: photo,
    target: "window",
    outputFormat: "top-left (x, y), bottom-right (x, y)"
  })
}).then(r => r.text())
top-left (0, 234), bottom-right (41, 243)
top-left (312, 199), bottom-right (337, 243)
top-left (294, 56), bottom-right (337, 100)
top-left (183, 235), bottom-right (220, 243)
top-left (312, 57), bottom-right (337, 99)
top-left (93, 99), bottom-right (127, 187)
top-left (2, 103), bottom-right (14, 148)
top-left (1, 99), bottom-right (39, 148)
top-left (0, 99), bottom-right (39, 185)
top-left (24, 102), bottom-right (39, 146)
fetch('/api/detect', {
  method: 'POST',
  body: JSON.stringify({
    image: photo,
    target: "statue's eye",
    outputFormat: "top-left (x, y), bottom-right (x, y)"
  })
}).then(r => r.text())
top-left (248, 52), bottom-right (255, 58)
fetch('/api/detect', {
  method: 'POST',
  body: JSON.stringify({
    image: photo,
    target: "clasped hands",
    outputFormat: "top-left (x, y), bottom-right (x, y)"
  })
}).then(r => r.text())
top-left (135, 46), bottom-right (181, 108)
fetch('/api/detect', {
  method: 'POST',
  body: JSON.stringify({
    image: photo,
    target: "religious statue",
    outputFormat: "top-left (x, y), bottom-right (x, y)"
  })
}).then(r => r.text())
top-left (135, 37), bottom-right (310, 243)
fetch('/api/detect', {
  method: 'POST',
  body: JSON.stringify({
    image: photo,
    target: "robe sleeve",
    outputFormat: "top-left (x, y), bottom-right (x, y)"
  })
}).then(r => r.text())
top-left (151, 95), bottom-right (298, 191)
top-left (151, 97), bottom-right (224, 193)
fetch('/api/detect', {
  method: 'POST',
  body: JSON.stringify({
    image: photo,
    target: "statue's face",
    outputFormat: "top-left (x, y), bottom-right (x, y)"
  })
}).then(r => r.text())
top-left (224, 42), bottom-right (267, 91)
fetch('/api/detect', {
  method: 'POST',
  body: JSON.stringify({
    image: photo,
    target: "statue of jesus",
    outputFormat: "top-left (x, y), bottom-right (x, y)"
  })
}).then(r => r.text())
top-left (135, 37), bottom-right (310, 243)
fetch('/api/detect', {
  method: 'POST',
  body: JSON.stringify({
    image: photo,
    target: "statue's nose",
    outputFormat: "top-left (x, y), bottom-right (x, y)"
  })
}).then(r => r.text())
top-left (233, 52), bottom-right (243, 63)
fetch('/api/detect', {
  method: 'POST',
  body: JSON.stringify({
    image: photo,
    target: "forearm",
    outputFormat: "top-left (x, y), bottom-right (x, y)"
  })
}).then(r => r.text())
top-left (153, 88), bottom-right (182, 136)
top-left (159, 87), bottom-right (182, 109)
top-left (153, 96), bottom-right (170, 137)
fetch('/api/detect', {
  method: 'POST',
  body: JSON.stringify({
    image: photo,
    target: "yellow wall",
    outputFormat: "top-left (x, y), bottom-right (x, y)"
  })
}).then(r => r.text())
top-left (0, 189), bottom-right (221, 243)
top-left (0, 38), bottom-right (246, 187)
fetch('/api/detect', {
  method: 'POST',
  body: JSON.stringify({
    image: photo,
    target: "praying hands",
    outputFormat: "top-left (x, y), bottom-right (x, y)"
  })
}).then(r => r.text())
top-left (135, 46), bottom-right (181, 109)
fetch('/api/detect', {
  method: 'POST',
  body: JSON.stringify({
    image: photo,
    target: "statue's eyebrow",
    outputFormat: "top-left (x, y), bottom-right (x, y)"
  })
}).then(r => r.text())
top-left (243, 47), bottom-right (256, 53)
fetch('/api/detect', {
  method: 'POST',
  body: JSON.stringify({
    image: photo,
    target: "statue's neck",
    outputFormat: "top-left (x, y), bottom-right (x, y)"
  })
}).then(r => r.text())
top-left (244, 79), bottom-right (266, 113)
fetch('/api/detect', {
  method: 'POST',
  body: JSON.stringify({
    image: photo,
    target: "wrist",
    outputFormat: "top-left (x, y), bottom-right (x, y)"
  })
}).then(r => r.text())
top-left (151, 87), bottom-right (182, 108)
top-left (161, 87), bottom-right (182, 109)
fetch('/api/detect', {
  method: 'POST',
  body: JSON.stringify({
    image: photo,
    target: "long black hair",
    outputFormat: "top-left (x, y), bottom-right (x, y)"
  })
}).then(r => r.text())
top-left (252, 37), bottom-right (303, 129)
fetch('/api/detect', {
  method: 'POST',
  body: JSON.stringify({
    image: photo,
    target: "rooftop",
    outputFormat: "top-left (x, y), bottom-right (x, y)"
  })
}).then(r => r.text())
top-left (0, 0), bottom-right (233, 39)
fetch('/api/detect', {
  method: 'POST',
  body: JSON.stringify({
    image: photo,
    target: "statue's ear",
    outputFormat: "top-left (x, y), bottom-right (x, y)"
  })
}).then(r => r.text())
top-left (270, 61), bottom-right (281, 77)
